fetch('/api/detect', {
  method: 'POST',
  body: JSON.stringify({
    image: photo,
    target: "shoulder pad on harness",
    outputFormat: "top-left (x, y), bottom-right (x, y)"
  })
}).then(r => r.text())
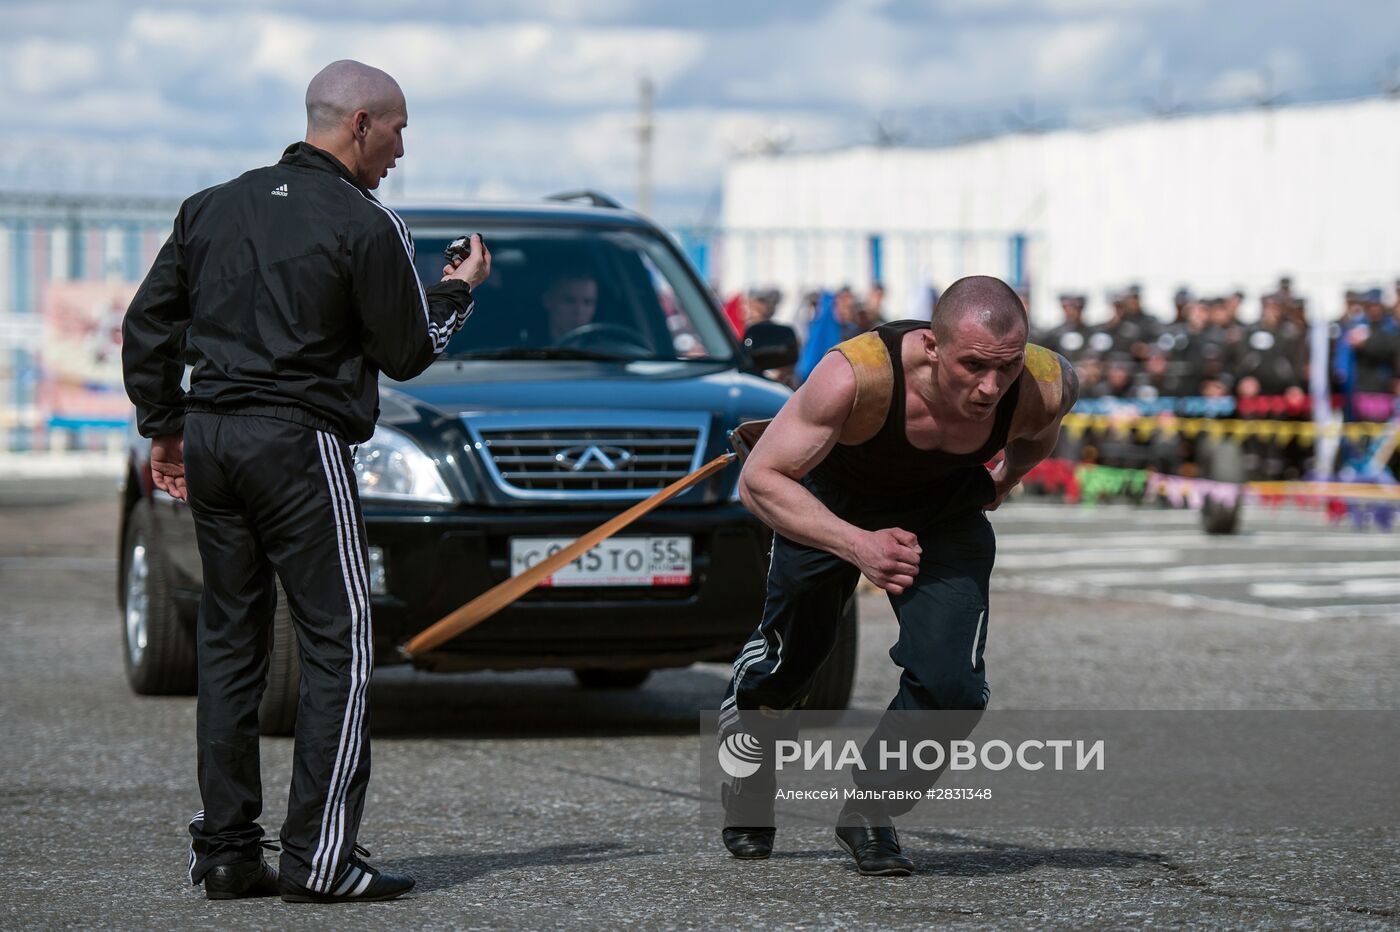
top-left (833, 331), bottom-right (894, 445)
top-left (1009, 343), bottom-right (1066, 441)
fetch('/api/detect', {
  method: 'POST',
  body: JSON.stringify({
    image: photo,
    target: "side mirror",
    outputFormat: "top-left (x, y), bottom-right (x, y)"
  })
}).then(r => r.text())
top-left (743, 321), bottom-right (799, 371)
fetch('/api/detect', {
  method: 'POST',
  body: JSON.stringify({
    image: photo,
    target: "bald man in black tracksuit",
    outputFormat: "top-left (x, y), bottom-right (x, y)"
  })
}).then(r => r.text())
top-left (123, 60), bottom-right (490, 903)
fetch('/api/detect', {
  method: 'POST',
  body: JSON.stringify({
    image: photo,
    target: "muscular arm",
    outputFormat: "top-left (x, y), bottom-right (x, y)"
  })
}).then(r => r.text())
top-left (739, 352), bottom-right (921, 592)
top-left (738, 352), bottom-right (859, 557)
top-left (987, 360), bottom-right (1079, 510)
top-left (1003, 362), bottom-right (1079, 482)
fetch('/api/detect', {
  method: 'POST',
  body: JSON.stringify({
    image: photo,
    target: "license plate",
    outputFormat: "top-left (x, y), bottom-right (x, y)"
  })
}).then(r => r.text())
top-left (509, 536), bottom-right (692, 587)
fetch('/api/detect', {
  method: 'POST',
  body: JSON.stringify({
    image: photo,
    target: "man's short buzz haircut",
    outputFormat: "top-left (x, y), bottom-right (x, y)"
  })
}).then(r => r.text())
top-left (931, 275), bottom-right (1028, 346)
top-left (305, 60), bottom-right (403, 134)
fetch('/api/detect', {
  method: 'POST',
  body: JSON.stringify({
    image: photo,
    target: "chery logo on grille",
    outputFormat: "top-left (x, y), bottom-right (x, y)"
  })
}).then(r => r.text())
top-left (555, 444), bottom-right (634, 472)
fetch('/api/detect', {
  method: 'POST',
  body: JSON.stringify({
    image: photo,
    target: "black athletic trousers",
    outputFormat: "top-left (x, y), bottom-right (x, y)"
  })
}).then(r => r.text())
top-left (720, 475), bottom-right (995, 822)
top-left (182, 411), bottom-right (372, 892)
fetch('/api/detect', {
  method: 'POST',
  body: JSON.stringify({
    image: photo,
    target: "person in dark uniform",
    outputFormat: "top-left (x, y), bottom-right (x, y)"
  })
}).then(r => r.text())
top-left (122, 60), bottom-right (491, 903)
top-left (719, 275), bottom-right (1078, 875)
top-left (1042, 293), bottom-right (1092, 361)
top-left (1099, 284), bottom-right (1163, 362)
top-left (1236, 292), bottom-right (1306, 397)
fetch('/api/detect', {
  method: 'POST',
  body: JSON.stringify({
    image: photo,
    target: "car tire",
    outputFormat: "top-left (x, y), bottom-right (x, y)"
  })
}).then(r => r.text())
top-left (1202, 437), bottom-right (1245, 535)
top-left (1202, 496), bottom-right (1242, 536)
top-left (258, 583), bottom-right (301, 737)
top-left (122, 505), bottom-right (197, 695)
top-left (574, 668), bottom-right (651, 690)
top-left (803, 596), bottom-right (858, 710)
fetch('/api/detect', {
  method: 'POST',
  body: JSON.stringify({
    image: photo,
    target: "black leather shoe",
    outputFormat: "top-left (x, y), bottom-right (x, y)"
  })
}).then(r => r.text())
top-left (720, 782), bottom-right (774, 859)
top-left (280, 846), bottom-right (415, 903)
top-left (722, 826), bottom-right (776, 859)
top-left (835, 813), bottom-right (914, 877)
top-left (204, 860), bottom-right (280, 900)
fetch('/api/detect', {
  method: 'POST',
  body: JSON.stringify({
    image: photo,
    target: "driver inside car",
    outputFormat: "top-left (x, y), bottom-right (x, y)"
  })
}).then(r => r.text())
top-left (542, 269), bottom-right (599, 342)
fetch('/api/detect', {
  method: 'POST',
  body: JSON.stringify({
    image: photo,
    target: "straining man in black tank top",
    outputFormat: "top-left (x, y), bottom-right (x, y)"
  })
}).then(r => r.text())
top-left (719, 275), bottom-right (1077, 876)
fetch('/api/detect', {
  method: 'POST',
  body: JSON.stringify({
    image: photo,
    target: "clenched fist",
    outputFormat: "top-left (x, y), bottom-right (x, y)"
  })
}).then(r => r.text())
top-left (849, 527), bottom-right (921, 594)
top-left (441, 233), bottom-right (491, 289)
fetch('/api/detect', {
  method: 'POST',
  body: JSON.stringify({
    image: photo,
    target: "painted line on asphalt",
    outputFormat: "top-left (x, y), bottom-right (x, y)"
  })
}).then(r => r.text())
top-left (998, 549), bottom-right (1183, 570)
top-left (995, 575), bottom-right (1400, 624)
top-left (1045, 560), bottom-right (1400, 586)
top-left (1250, 579), bottom-right (1400, 600)
top-left (996, 531), bottom-right (1400, 552)
top-left (0, 556), bottom-right (118, 569)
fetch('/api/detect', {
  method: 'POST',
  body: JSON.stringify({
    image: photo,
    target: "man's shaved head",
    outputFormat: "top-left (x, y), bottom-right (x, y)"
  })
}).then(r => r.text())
top-left (931, 275), bottom-right (1028, 347)
top-left (305, 60), bottom-right (404, 134)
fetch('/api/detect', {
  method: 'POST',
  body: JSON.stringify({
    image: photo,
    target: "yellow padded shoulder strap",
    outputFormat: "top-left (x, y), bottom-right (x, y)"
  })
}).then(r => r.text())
top-left (1009, 343), bottom-right (1065, 441)
top-left (833, 331), bottom-right (894, 445)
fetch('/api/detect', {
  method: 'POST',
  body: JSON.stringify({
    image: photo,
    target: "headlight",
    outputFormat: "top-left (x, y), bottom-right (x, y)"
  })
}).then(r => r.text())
top-left (354, 426), bottom-right (454, 503)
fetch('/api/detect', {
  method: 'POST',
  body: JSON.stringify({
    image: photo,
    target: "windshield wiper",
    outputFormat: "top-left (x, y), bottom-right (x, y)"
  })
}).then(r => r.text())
top-left (445, 346), bottom-right (635, 362)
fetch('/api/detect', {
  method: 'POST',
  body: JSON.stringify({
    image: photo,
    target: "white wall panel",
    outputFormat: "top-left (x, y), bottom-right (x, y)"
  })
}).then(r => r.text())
top-left (722, 98), bottom-right (1400, 328)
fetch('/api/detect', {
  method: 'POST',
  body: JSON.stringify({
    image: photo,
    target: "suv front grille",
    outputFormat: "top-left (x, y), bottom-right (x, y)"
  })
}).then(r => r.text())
top-left (464, 412), bottom-right (710, 502)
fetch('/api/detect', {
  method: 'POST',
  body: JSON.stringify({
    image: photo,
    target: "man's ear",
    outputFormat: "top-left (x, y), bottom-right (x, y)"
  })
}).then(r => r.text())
top-left (924, 329), bottom-right (939, 363)
top-left (352, 109), bottom-right (371, 140)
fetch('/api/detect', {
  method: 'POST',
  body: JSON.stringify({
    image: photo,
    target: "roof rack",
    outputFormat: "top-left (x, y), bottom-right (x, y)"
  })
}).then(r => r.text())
top-left (545, 190), bottom-right (624, 209)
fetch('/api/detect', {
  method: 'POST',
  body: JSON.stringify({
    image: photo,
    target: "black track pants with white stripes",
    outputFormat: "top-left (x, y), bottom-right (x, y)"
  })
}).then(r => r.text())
top-left (719, 498), bottom-right (995, 822)
top-left (183, 412), bottom-right (372, 892)
top-left (722, 508), bottom-right (994, 715)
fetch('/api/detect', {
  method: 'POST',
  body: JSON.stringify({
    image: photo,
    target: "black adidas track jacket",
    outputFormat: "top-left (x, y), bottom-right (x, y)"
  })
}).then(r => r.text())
top-left (123, 142), bottom-right (472, 443)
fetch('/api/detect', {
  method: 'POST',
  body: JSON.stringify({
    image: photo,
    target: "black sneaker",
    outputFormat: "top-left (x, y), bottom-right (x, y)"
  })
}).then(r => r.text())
top-left (204, 859), bottom-right (280, 900)
top-left (835, 812), bottom-right (914, 877)
top-left (280, 846), bottom-right (415, 903)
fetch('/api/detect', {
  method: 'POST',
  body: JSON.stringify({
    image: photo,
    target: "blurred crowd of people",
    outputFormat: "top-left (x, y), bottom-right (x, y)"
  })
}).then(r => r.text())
top-left (1037, 278), bottom-right (1400, 408)
top-left (721, 275), bottom-right (1400, 416)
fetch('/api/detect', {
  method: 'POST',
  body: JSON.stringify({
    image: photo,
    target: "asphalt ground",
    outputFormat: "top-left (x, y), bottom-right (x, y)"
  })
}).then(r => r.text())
top-left (2, 479), bottom-right (1397, 929)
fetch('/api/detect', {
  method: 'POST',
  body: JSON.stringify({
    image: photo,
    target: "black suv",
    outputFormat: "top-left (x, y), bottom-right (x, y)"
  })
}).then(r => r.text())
top-left (118, 193), bottom-right (858, 733)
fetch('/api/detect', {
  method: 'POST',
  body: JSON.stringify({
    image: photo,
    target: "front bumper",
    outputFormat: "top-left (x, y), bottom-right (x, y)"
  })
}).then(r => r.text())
top-left (363, 503), bottom-right (770, 672)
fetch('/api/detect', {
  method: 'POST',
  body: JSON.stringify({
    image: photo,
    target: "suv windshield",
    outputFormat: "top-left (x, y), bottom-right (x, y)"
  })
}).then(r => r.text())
top-left (412, 226), bottom-right (735, 363)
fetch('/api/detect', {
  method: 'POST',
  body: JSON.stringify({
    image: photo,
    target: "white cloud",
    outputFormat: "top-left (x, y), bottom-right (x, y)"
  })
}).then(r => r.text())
top-left (711, 3), bottom-right (1139, 117)
top-left (1202, 50), bottom-right (1309, 106)
top-left (1, 0), bottom-right (1396, 224)
top-left (2, 38), bottom-right (103, 95)
top-left (1025, 19), bottom-right (1137, 96)
top-left (114, 9), bottom-right (704, 108)
top-left (931, 0), bottom-right (1184, 13)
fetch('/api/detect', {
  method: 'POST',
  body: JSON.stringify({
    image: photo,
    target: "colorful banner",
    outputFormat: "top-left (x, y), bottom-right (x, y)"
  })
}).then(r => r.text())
top-left (1021, 459), bottom-right (1400, 530)
top-left (1073, 396), bottom-right (1239, 417)
top-left (1061, 414), bottom-right (1392, 445)
top-left (1072, 392), bottom-right (1395, 421)
top-left (37, 280), bottom-right (137, 429)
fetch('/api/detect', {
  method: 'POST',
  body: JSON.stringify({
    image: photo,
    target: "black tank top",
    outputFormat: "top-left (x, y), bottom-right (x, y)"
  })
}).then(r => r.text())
top-left (807, 320), bottom-right (1020, 525)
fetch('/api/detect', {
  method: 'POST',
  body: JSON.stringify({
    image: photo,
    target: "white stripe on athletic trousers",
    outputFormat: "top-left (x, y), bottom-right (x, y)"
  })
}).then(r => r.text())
top-left (720, 541), bottom-right (780, 710)
top-left (307, 431), bottom-right (373, 892)
top-left (718, 628), bottom-right (785, 732)
top-left (971, 609), bottom-right (985, 669)
top-left (307, 430), bottom-right (359, 890)
top-left (311, 432), bottom-right (374, 891)
top-left (307, 430), bottom-right (359, 891)
top-left (718, 637), bottom-right (770, 731)
top-left (307, 431), bottom-right (371, 891)
top-left (339, 180), bottom-right (466, 354)
top-left (187, 809), bottom-right (204, 883)
top-left (321, 433), bottom-right (375, 890)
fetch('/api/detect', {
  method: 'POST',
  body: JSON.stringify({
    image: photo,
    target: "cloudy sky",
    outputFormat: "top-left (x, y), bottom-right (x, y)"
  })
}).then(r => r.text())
top-left (3, 0), bottom-right (1398, 224)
